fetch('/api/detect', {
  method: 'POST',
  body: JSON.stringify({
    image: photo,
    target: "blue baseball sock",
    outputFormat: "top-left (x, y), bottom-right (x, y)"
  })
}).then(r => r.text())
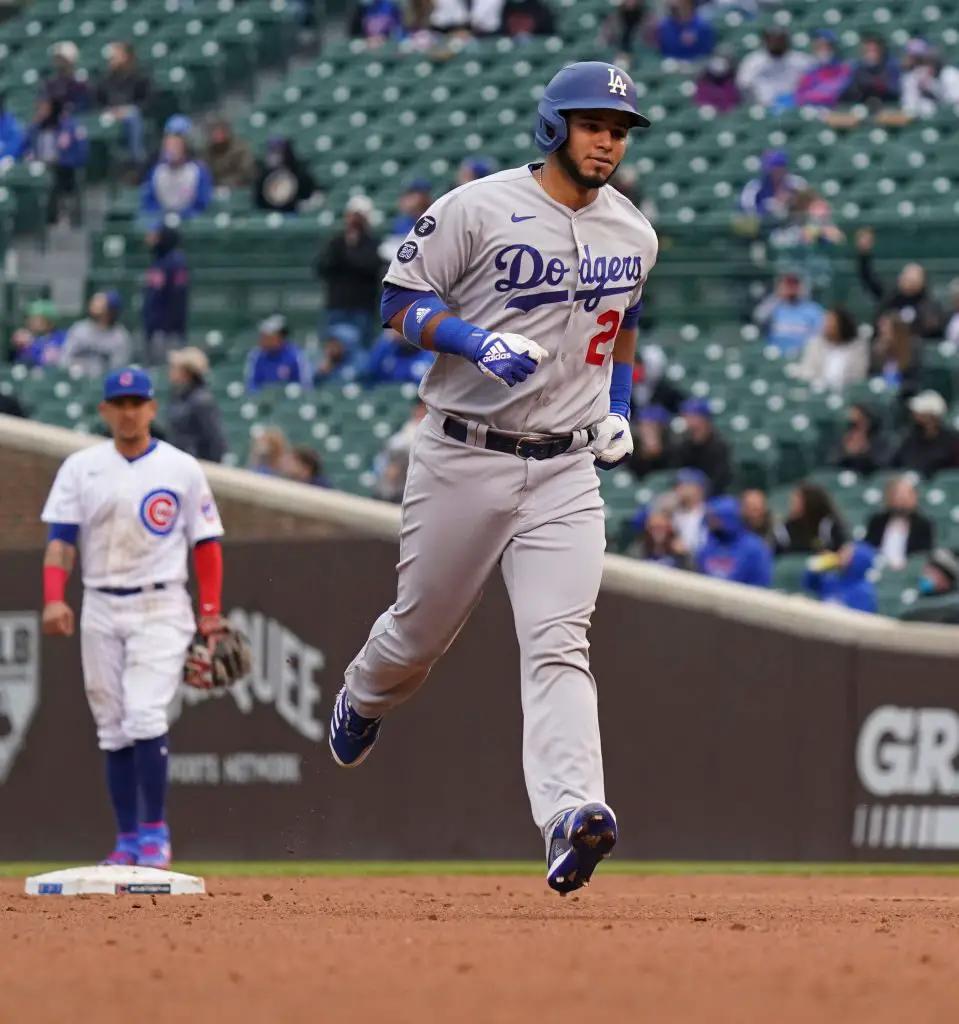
top-left (106, 746), bottom-right (138, 835)
top-left (134, 734), bottom-right (170, 825)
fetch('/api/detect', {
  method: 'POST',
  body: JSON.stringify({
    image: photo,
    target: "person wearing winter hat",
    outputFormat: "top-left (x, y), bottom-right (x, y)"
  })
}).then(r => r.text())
top-left (900, 548), bottom-right (959, 624)
top-left (60, 291), bottom-right (132, 376)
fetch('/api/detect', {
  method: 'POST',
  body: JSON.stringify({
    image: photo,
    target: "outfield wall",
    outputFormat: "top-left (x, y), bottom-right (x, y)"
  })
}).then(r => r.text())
top-left (2, 415), bottom-right (959, 862)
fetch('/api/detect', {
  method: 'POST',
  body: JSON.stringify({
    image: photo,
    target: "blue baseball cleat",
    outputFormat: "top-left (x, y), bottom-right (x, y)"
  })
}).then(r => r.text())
top-left (138, 822), bottom-right (172, 869)
top-left (101, 832), bottom-right (140, 866)
top-left (546, 801), bottom-right (618, 895)
top-left (329, 685), bottom-right (382, 767)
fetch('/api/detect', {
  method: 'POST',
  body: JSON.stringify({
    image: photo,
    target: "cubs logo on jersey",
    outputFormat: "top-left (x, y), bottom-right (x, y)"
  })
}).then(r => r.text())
top-left (140, 489), bottom-right (180, 536)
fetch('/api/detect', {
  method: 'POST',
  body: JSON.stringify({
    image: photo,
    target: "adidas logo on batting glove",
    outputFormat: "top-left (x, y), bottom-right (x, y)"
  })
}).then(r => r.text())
top-left (473, 332), bottom-right (549, 388)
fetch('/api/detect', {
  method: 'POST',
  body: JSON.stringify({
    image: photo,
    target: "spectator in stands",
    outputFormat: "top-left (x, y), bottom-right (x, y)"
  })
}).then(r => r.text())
top-left (25, 97), bottom-right (88, 226)
top-left (204, 117), bottom-right (254, 190)
top-left (629, 405), bottom-right (674, 479)
top-left (141, 132), bottom-right (213, 227)
top-left (631, 347), bottom-right (682, 413)
top-left (166, 347), bottom-right (226, 463)
top-left (774, 482), bottom-right (847, 556)
top-left (752, 271), bottom-right (824, 357)
top-left (656, 0), bottom-right (716, 61)
top-left (802, 543), bottom-right (878, 614)
top-left (142, 225), bottom-right (189, 364)
top-left (350, 0), bottom-right (406, 44)
top-left (901, 45), bottom-right (959, 118)
top-left (372, 400), bottom-right (427, 502)
top-left (603, 0), bottom-right (647, 64)
top-left (392, 177), bottom-right (432, 237)
top-left (893, 390), bottom-right (959, 479)
top-left (245, 315), bottom-right (313, 392)
top-left (795, 306), bottom-right (868, 392)
top-left (610, 165), bottom-right (659, 223)
top-left (666, 467), bottom-right (709, 555)
top-left (946, 279), bottom-right (959, 345)
top-left (0, 387), bottom-right (26, 418)
top-left (827, 403), bottom-right (893, 477)
top-left (736, 29), bottom-right (811, 110)
top-left (694, 52), bottom-right (741, 113)
top-left (794, 30), bottom-right (852, 109)
top-left (739, 150), bottom-right (807, 225)
top-left (626, 506), bottom-right (693, 569)
top-left (10, 300), bottom-right (65, 367)
top-left (899, 548), bottom-right (959, 624)
top-left (674, 398), bottom-right (732, 494)
top-left (253, 137), bottom-right (317, 215)
top-left (429, 0), bottom-right (504, 36)
top-left (0, 93), bottom-right (24, 161)
top-left (457, 156), bottom-right (493, 187)
top-left (841, 34), bottom-right (901, 108)
top-left (697, 496), bottom-right (773, 588)
top-left (362, 328), bottom-right (434, 386)
top-left (41, 41), bottom-right (91, 113)
top-left (248, 426), bottom-right (289, 476)
top-left (768, 192), bottom-right (845, 292)
top-left (94, 41), bottom-right (152, 174)
top-left (740, 489), bottom-right (775, 548)
top-left (282, 445), bottom-right (332, 488)
top-left (864, 475), bottom-right (935, 570)
top-left (315, 324), bottom-right (365, 385)
top-left (315, 194), bottom-right (382, 347)
top-left (871, 311), bottom-right (921, 399)
top-left (60, 291), bottom-right (131, 375)
top-left (855, 229), bottom-right (945, 340)
top-left (500, 0), bottom-right (556, 39)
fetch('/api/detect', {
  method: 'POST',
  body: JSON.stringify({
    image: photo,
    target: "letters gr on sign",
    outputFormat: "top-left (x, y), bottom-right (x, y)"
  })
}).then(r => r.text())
top-left (0, 612), bottom-right (41, 785)
top-left (854, 705), bottom-right (959, 851)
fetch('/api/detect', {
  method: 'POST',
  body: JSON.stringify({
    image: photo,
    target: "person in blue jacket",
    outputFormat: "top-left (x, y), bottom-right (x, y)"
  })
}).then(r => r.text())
top-left (142, 225), bottom-right (190, 364)
top-left (245, 314), bottom-right (313, 392)
top-left (25, 97), bottom-right (88, 224)
top-left (697, 495), bottom-right (773, 588)
top-left (141, 131), bottom-right (212, 228)
top-left (657, 0), bottom-right (717, 61)
top-left (802, 542), bottom-right (878, 613)
top-left (0, 93), bottom-right (24, 160)
top-left (362, 328), bottom-right (434, 386)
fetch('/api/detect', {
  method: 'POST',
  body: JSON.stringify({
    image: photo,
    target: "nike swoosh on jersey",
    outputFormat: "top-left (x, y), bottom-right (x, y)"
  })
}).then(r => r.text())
top-left (511, 213), bottom-right (536, 223)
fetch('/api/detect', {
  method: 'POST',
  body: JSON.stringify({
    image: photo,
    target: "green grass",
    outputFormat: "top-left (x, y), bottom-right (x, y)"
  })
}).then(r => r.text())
top-left (3, 861), bottom-right (959, 879)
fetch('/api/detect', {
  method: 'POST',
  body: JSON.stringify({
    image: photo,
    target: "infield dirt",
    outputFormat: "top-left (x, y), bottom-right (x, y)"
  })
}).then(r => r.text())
top-left (2, 874), bottom-right (958, 1023)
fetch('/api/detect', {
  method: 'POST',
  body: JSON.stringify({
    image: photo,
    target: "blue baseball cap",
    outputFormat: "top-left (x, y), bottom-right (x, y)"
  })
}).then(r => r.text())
top-left (681, 397), bottom-right (713, 419)
top-left (404, 176), bottom-right (431, 194)
top-left (462, 156), bottom-right (493, 179)
top-left (164, 114), bottom-right (192, 135)
top-left (676, 467), bottom-right (709, 489)
top-left (103, 366), bottom-right (154, 401)
top-left (638, 404), bottom-right (671, 424)
top-left (762, 149), bottom-right (790, 170)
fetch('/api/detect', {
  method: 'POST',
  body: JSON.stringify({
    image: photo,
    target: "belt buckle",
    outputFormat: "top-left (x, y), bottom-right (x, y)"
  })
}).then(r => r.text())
top-left (515, 435), bottom-right (546, 460)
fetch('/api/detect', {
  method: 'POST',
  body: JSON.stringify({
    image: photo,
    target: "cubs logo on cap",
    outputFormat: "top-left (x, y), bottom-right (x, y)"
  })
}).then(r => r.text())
top-left (139, 489), bottom-right (180, 536)
top-left (104, 367), bottom-right (154, 401)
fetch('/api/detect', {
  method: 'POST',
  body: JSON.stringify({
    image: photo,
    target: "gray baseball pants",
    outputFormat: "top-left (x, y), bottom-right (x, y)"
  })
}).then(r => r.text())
top-left (345, 409), bottom-right (607, 833)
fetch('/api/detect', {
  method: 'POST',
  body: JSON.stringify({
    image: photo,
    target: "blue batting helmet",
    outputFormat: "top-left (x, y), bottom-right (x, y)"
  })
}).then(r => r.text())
top-left (534, 61), bottom-right (650, 155)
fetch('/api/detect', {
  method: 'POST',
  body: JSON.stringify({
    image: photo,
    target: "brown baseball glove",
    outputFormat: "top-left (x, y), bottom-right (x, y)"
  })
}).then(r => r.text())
top-left (183, 617), bottom-right (252, 691)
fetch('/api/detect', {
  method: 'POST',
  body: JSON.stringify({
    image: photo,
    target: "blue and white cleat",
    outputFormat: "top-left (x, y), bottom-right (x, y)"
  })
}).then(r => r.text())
top-left (329, 685), bottom-right (382, 768)
top-left (546, 801), bottom-right (618, 895)
top-left (100, 832), bottom-right (140, 866)
top-left (138, 822), bottom-right (172, 869)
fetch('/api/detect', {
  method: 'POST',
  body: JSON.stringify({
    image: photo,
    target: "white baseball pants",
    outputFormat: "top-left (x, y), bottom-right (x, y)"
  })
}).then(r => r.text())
top-left (80, 586), bottom-right (195, 751)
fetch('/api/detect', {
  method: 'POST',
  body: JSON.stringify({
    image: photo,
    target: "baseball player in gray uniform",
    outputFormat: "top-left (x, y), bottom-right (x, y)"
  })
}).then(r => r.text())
top-left (329, 61), bottom-right (658, 894)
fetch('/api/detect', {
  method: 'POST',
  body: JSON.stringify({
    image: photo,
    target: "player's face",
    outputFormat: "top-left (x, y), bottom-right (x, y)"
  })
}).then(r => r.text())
top-left (560, 110), bottom-right (631, 189)
top-left (100, 397), bottom-right (156, 443)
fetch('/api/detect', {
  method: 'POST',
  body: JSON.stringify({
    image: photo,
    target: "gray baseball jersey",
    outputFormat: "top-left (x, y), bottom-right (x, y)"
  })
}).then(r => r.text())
top-left (384, 164), bottom-right (659, 434)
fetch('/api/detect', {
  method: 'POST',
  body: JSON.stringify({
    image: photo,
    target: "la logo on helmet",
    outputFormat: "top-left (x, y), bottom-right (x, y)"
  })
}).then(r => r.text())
top-left (607, 68), bottom-right (627, 97)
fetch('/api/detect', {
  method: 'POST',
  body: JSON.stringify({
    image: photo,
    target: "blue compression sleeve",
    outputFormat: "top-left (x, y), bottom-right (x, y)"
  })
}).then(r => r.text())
top-left (610, 362), bottom-right (632, 419)
top-left (622, 301), bottom-right (643, 330)
top-left (48, 522), bottom-right (79, 544)
top-left (381, 284), bottom-right (432, 325)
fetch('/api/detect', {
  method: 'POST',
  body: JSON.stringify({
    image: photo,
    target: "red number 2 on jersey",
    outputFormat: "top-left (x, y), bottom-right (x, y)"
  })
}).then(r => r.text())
top-left (585, 310), bottom-right (622, 366)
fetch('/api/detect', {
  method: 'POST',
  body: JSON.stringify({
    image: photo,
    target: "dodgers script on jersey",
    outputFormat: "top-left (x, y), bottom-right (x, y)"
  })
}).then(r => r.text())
top-left (41, 440), bottom-right (224, 588)
top-left (385, 164), bottom-right (659, 433)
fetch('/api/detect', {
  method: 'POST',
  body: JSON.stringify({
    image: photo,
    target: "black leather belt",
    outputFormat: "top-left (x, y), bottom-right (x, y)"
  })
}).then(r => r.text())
top-left (443, 416), bottom-right (574, 461)
top-left (95, 583), bottom-right (167, 596)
